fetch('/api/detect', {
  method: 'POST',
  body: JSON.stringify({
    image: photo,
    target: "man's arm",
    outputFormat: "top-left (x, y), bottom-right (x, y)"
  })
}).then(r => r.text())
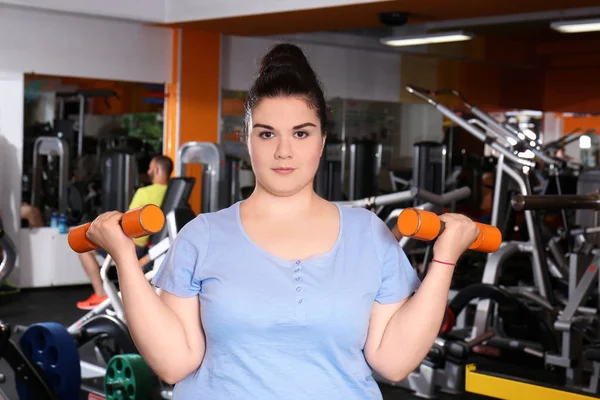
top-left (390, 224), bottom-right (403, 241)
top-left (138, 254), bottom-right (151, 267)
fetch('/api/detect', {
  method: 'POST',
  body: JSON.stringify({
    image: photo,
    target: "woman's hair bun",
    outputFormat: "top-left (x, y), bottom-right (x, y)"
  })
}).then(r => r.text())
top-left (259, 43), bottom-right (314, 78)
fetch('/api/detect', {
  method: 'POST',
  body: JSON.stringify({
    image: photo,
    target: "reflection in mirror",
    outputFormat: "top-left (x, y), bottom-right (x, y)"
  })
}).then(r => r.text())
top-left (22, 74), bottom-right (165, 229)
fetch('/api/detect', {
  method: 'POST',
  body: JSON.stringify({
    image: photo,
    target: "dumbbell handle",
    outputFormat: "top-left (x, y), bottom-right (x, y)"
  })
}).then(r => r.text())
top-left (68, 205), bottom-right (165, 253)
top-left (397, 208), bottom-right (502, 253)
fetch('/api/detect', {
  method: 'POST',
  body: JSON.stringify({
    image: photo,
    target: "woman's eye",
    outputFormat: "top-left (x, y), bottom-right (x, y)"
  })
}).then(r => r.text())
top-left (259, 131), bottom-right (274, 139)
top-left (295, 131), bottom-right (309, 139)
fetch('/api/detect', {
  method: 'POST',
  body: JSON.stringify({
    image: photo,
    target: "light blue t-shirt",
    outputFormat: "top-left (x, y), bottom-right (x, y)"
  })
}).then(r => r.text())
top-left (151, 201), bottom-right (421, 399)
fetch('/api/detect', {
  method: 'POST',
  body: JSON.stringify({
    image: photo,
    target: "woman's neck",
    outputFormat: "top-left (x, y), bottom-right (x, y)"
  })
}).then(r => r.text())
top-left (243, 184), bottom-right (321, 221)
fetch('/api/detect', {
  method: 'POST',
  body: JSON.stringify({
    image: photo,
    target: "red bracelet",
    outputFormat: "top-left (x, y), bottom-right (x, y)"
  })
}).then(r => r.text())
top-left (432, 259), bottom-right (456, 267)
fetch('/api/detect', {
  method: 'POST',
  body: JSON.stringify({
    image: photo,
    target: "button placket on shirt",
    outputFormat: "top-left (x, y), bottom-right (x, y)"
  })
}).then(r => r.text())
top-left (293, 260), bottom-right (306, 322)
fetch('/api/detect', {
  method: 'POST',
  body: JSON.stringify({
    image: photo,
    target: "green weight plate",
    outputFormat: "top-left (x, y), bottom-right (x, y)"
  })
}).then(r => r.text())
top-left (104, 354), bottom-right (156, 400)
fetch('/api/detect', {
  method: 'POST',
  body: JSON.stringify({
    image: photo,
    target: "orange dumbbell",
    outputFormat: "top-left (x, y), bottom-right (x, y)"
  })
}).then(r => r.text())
top-left (68, 204), bottom-right (165, 253)
top-left (397, 208), bottom-right (502, 253)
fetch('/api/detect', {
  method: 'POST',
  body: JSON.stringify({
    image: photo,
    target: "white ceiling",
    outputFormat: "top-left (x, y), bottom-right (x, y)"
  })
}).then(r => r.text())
top-left (0, 0), bottom-right (385, 24)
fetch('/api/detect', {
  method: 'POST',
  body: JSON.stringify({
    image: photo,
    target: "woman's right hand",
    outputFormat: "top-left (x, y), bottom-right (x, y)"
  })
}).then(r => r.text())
top-left (86, 211), bottom-right (136, 261)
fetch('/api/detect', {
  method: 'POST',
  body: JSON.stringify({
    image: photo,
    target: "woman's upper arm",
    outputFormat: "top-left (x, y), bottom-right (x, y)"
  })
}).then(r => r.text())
top-left (150, 215), bottom-right (210, 365)
top-left (159, 291), bottom-right (205, 364)
top-left (364, 213), bottom-right (420, 365)
top-left (364, 299), bottom-right (407, 366)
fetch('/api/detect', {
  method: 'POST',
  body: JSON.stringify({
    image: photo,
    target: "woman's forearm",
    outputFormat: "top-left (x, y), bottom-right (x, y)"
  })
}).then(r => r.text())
top-left (373, 262), bottom-right (454, 381)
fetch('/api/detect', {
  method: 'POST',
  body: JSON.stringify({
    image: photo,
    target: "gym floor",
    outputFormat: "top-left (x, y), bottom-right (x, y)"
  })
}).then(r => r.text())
top-left (0, 287), bottom-right (490, 400)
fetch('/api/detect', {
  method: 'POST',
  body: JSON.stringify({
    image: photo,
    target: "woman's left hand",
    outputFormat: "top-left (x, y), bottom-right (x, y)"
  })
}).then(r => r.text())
top-left (433, 213), bottom-right (480, 265)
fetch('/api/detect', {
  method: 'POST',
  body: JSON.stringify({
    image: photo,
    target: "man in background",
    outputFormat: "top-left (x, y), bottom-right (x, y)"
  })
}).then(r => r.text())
top-left (76, 155), bottom-right (173, 310)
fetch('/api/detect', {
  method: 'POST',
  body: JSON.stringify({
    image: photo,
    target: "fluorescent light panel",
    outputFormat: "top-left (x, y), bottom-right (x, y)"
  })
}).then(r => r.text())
top-left (380, 30), bottom-right (473, 47)
top-left (551, 18), bottom-right (600, 33)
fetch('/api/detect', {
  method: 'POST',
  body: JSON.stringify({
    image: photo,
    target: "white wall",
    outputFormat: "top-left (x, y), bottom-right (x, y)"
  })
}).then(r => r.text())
top-left (398, 103), bottom-right (444, 166)
top-left (0, 0), bottom-right (165, 22)
top-left (0, 7), bottom-right (173, 83)
top-left (221, 35), bottom-right (401, 103)
top-left (0, 71), bottom-right (24, 259)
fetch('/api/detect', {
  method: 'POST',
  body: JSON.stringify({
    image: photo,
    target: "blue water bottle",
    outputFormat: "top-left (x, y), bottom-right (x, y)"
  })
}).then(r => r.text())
top-left (50, 212), bottom-right (59, 228)
top-left (58, 214), bottom-right (68, 234)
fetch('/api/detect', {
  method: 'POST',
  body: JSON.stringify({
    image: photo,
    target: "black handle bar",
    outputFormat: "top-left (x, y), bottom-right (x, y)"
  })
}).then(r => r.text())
top-left (512, 193), bottom-right (600, 211)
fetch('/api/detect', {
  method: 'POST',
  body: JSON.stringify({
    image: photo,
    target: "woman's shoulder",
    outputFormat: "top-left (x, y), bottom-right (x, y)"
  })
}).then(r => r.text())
top-left (337, 204), bottom-right (396, 250)
top-left (176, 202), bottom-right (238, 240)
top-left (338, 204), bottom-right (378, 228)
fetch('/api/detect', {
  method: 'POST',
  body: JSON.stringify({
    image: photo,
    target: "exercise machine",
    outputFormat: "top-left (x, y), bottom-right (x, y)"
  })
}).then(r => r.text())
top-left (315, 139), bottom-right (345, 201)
top-left (0, 320), bottom-right (61, 400)
top-left (0, 217), bottom-right (16, 287)
top-left (348, 139), bottom-right (383, 201)
top-left (438, 193), bottom-right (599, 399)
top-left (101, 150), bottom-right (139, 213)
top-left (177, 141), bottom-right (225, 213)
top-left (55, 89), bottom-right (119, 158)
top-left (404, 85), bottom-right (559, 335)
top-left (222, 141), bottom-right (252, 206)
top-left (511, 193), bottom-right (600, 395)
top-left (465, 362), bottom-right (600, 400)
top-left (30, 136), bottom-right (70, 216)
top-left (412, 141), bottom-right (447, 203)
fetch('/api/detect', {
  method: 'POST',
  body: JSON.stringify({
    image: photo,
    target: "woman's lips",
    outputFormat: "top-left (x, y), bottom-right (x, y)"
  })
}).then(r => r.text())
top-left (272, 168), bottom-right (295, 175)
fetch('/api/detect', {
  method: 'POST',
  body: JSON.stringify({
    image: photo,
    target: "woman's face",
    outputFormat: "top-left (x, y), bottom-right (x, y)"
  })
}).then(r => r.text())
top-left (247, 96), bottom-right (325, 197)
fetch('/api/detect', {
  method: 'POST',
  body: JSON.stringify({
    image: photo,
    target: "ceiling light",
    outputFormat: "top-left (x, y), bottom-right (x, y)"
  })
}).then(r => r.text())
top-left (551, 18), bottom-right (600, 33)
top-left (522, 129), bottom-right (537, 140)
top-left (518, 150), bottom-right (536, 159)
top-left (579, 135), bottom-right (592, 149)
top-left (380, 30), bottom-right (473, 47)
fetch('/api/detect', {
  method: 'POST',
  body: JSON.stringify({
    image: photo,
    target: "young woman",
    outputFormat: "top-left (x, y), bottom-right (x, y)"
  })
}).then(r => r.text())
top-left (86, 43), bottom-right (480, 399)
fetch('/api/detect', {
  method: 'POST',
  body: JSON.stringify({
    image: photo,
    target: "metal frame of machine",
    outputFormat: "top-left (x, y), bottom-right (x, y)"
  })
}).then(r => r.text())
top-left (30, 136), bottom-right (70, 215)
top-left (401, 85), bottom-right (600, 398)
top-left (177, 141), bottom-right (224, 213)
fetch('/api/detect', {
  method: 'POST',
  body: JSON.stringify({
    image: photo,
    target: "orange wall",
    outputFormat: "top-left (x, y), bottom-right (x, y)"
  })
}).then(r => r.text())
top-left (164, 30), bottom-right (180, 168)
top-left (463, 38), bottom-right (600, 113)
top-left (404, 37), bottom-right (543, 112)
top-left (164, 28), bottom-right (221, 214)
top-left (563, 115), bottom-right (600, 133)
top-left (538, 39), bottom-right (600, 112)
top-left (543, 67), bottom-right (600, 113)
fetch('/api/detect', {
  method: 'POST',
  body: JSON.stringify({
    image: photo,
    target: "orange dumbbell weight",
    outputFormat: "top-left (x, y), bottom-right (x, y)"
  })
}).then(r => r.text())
top-left (397, 208), bottom-right (502, 253)
top-left (68, 204), bottom-right (165, 253)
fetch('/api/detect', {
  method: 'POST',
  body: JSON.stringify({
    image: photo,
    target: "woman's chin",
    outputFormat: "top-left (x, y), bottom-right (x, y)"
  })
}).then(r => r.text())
top-left (257, 179), bottom-right (312, 198)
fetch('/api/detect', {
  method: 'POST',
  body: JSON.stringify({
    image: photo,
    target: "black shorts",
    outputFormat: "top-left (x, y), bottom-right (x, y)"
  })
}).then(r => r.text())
top-left (96, 246), bottom-right (148, 259)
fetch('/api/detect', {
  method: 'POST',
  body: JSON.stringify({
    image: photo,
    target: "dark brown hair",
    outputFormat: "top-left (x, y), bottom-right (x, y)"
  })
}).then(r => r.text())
top-left (153, 155), bottom-right (173, 177)
top-left (241, 43), bottom-right (328, 142)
